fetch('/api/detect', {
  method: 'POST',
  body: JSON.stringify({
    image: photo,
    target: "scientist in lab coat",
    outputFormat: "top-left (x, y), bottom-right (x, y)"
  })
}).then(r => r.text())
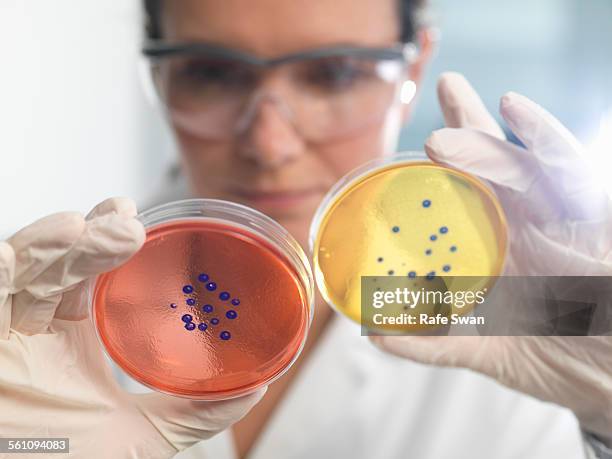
top-left (1, 0), bottom-right (611, 458)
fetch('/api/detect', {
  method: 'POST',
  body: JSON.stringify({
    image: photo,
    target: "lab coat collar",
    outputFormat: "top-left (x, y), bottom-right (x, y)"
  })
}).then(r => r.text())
top-left (246, 315), bottom-right (385, 458)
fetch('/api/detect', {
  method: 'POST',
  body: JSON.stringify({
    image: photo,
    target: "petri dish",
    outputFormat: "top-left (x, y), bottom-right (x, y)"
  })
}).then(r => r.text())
top-left (309, 152), bottom-right (507, 331)
top-left (90, 199), bottom-right (314, 400)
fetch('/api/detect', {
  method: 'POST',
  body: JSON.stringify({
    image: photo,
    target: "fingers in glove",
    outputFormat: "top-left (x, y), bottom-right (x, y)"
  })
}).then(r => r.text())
top-left (425, 128), bottom-right (539, 193)
top-left (11, 211), bottom-right (145, 335)
top-left (133, 388), bottom-right (267, 452)
top-left (86, 196), bottom-right (139, 220)
top-left (0, 242), bottom-right (16, 339)
top-left (56, 197), bottom-right (141, 320)
top-left (371, 335), bottom-right (481, 366)
top-left (6, 213), bottom-right (84, 335)
top-left (370, 335), bottom-right (507, 383)
top-left (437, 72), bottom-right (506, 140)
top-left (8, 212), bottom-right (85, 292)
top-left (424, 128), bottom-right (568, 222)
top-left (500, 92), bottom-right (608, 220)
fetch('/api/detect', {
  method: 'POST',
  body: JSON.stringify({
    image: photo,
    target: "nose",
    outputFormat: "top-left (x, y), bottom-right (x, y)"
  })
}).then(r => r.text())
top-left (237, 94), bottom-right (305, 169)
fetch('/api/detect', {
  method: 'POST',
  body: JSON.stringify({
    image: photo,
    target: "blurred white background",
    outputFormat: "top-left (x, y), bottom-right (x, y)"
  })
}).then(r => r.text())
top-left (0, 0), bottom-right (173, 236)
top-left (1, 0), bottom-right (611, 235)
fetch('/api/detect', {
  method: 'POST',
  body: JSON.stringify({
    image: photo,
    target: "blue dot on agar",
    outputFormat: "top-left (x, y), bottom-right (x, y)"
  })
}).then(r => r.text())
top-left (226, 310), bottom-right (237, 319)
top-left (426, 271), bottom-right (436, 280)
top-left (377, 257), bottom-right (383, 263)
top-left (185, 322), bottom-right (196, 331)
top-left (440, 226), bottom-right (449, 234)
top-left (408, 271), bottom-right (416, 278)
top-left (422, 199), bottom-right (432, 208)
top-left (206, 282), bottom-right (217, 291)
top-left (198, 273), bottom-right (209, 282)
top-left (219, 291), bottom-right (230, 301)
top-left (430, 234), bottom-right (437, 241)
top-left (181, 314), bottom-right (193, 323)
top-left (182, 285), bottom-right (194, 294)
top-left (170, 303), bottom-right (177, 308)
top-left (450, 245), bottom-right (457, 252)
top-left (231, 298), bottom-right (240, 306)
top-left (425, 249), bottom-right (432, 256)
top-left (388, 270), bottom-right (394, 275)
top-left (211, 318), bottom-right (220, 325)
top-left (186, 298), bottom-right (196, 306)
top-left (392, 226), bottom-right (400, 233)
top-left (443, 265), bottom-right (451, 272)
top-left (198, 323), bottom-right (208, 331)
top-left (220, 331), bottom-right (231, 340)
top-left (202, 304), bottom-right (213, 313)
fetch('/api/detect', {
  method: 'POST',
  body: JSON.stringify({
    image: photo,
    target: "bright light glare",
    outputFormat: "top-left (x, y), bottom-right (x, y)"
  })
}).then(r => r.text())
top-left (400, 80), bottom-right (417, 105)
top-left (585, 109), bottom-right (612, 198)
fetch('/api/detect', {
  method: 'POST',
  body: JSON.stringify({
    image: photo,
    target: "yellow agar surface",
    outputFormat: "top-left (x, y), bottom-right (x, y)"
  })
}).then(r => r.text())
top-left (313, 161), bottom-right (507, 330)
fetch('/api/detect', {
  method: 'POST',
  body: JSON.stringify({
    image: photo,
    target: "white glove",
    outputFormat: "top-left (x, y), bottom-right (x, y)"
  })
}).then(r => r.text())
top-left (372, 73), bottom-right (612, 445)
top-left (0, 197), bottom-right (265, 459)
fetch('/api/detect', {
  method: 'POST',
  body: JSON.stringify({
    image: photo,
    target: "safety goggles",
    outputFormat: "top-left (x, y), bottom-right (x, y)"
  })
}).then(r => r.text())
top-left (142, 41), bottom-right (418, 143)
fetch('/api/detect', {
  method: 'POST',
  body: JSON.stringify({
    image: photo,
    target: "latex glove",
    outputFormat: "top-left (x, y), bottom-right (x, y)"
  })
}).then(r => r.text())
top-left (0, 197), bottom-right (265, 459)
top-left (371, 73), bottom-right (612, 444)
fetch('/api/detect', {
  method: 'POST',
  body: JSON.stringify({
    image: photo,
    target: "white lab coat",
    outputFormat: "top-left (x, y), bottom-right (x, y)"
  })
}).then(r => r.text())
top-left (173, 315), bottom-right (583, 459)
top-left (112, 172), bottom-right (586, 459)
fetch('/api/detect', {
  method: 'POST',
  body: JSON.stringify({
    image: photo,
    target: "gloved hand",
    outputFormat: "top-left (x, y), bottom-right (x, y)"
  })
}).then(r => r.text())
top-left (0, 197), bottom-right (265, 459)
top-left (371, 73), bottom-right (612, 445)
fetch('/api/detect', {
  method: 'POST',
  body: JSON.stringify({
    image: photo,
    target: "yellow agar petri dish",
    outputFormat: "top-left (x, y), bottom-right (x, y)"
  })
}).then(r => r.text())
top-left (309, 152), bottom-right (508, 331)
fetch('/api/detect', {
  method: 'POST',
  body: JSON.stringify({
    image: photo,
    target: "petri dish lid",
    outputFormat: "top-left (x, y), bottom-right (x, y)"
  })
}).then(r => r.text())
top-left (90, 199), bottom-right (314, 400)
top-left (309, 152), bottom-right (508, 329)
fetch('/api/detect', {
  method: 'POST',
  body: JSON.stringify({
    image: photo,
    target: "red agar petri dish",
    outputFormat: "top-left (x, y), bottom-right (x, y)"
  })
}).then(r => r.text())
top-left (90, 199), bottom-right (314, 400)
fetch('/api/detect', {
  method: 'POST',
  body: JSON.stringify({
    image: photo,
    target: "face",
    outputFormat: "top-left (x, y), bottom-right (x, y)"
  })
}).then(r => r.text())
top-left (159, 0), bottom-right (430, 246)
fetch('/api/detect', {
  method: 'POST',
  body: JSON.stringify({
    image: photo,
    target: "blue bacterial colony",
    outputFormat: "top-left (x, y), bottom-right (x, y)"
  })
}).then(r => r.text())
top-left (376, 199), bottom-right (458, 282)
top-left (220, 331), bottom-right (231, 340)
top-left (168, 272), bottom-right (239, 341)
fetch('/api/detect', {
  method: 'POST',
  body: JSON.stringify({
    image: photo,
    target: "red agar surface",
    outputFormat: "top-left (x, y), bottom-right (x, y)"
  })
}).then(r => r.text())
top-left (93, 219), bottom-right (310, 399)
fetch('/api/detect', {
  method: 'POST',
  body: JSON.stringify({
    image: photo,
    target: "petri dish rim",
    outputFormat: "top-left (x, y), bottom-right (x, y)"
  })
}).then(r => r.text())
top-left (308, 151), bottom-right (509, 328)
top-left (88, 198), bottom-right (315, 400)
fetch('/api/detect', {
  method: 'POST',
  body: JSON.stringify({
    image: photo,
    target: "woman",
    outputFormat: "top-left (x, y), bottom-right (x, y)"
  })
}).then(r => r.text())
top-left (0, 1), bottom-right (610, 458)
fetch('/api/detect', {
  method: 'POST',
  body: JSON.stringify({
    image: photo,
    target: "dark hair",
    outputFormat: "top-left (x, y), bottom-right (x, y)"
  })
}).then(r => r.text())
top-left (143, 0), bottom-right (427, 43)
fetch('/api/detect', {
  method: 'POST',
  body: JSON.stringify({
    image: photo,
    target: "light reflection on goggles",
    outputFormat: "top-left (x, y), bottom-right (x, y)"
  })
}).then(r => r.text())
top-left (143, 42), bottom-right (418, 142)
